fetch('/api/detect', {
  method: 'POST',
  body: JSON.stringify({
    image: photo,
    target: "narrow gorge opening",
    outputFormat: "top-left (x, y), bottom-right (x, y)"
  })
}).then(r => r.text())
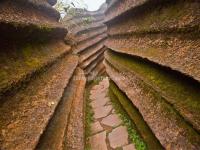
top-left (0, 0), bottom-right (200, 150)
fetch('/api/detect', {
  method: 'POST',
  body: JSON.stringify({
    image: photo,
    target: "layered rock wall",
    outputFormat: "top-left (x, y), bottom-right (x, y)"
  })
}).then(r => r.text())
top-left (1, 0), bottom-right (199, 149)
top-left (0, 1), bottom-right (86, 150)
top-left (62, 4), bottom-right (108, 81)
top-left (104, 0), bottom-right (200, 149)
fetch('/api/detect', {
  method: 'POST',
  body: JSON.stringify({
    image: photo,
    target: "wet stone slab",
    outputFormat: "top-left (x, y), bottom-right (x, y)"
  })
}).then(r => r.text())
top-left (89, 131), bottom-right (108, 150)
top-left (108, 126), bottom-right (129, 149)
top-left (90, 90), bottom-right (108, 101)
top-left (91, 121), bottom-right (104, 135)
top-left (93, 105), bottom-right (113, 119)
top-left (91, 97), bottom-right (110, 109)
top-left (101, 114), bottom-right (122, 127)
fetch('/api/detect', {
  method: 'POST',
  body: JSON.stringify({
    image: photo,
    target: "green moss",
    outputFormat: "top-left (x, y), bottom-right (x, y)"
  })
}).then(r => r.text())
top-left (22, 45), bottom-right (33, 57)
top-left (108, 62), bottom-right (200, 146)
top-left (40, 25), bottom-right (53, 32)
top-left (22, 45), bottom-right (40, 68)
top-left (108, 83), bottom-right (147, 150)
top-left (0, 71), bottom-right (8, 87)
top-left (107, 50), bottom-right (200, 132)
top-left (0, 42), bottom-right (66, 95)
top-left (109, 81), bottom-right (163, 150)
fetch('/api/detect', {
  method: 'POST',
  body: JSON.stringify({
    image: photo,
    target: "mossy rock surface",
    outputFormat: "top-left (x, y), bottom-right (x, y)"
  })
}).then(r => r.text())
top-left (0, 41), bottom-right (71, 98)
top-left (106, 31), bottom-right (200, 83)
top-left (0, 54), bottom-right (78, 150)
top-left (109, 80), bottom-right (163, 150)
top-left (104, 61), bottom-right (200, 149)
top-left (105, 50), bottom-right (200, 133)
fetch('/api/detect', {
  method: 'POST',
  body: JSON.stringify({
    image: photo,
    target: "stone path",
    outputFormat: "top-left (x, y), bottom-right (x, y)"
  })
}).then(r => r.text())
top-left (88, 78), bottom-right (136, 150)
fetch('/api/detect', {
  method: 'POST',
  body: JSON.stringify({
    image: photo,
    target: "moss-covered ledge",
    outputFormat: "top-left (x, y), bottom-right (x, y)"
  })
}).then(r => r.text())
top-left (109, 80), bottom-right (163, 150)
top-left (105, 50), bottom-right (200, 133)
top-left (104, 61), bottom-right (200, 149)
top-left (0, 41), bottom-right (71, 100)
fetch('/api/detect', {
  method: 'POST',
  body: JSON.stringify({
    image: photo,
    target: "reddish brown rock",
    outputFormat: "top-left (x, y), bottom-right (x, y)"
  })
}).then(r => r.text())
top-left (0, 41), bottom-right (71, 98)
top-left (105, 50), bottom-right (200, 133)
top-left (91, 122), bottom-right (104, 135)
top-left (94, 105), bottom-right (112, 119)
top-left (0, 54), bottom-right (78, 150)
top-left (73, 33), bottom-right (107, 54)
top-left (89, 131), bottom-right (107, 150)
top-left (105, 0), bottom-right (148, 22)
top-left (64, 68), bottom-right (86, 150)
top-left (36, 67), bottom-right (81, 150)
top-left (101, 114), bottom-right (121, 127)
top-left (105, 61), bottom-right (200, 149)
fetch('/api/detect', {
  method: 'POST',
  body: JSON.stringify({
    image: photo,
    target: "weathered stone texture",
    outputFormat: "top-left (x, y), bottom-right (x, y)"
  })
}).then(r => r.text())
top-left (104, 0), bottom-right (200, 149)
top-left (0, 55), bottom-right (78, 150)
top-left (105, 0), bottom-right (200, 82)
top-left (105, 50), bottom-right (200, 133)
top-left (105, 62), bottom-right (200, 149)
top-left (107, 1), bottom-right (200, 35)
top-left (64, 68), bottom-right (86, 150)
top-left (73, 33), bottom-right (107, 54)
top-left (105, 0), bottom-right (148, 22)
top-left (0, 1), bottom-right (87, 150)
top-left (106, 33), bottom-right (200, 82)
top-left (62, 7), bottom-right (107, 80)
top-left (36, 67), bottom-right (80, 150)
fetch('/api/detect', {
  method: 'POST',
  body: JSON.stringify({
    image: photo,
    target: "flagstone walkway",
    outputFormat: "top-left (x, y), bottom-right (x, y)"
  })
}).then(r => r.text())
top-left (88, 78), bottom-right (136, 150)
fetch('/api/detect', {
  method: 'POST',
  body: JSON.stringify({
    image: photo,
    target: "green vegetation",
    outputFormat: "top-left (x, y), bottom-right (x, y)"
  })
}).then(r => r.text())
top-left (109, 82), bottom-right (147, 150)
top-left (55, 0), bottom-right (87, 17)
top-left (106, 50), bottom-right (200, 132)
top-left (109, 81), bottom-right (163, 150)
top-left (82, 16), bottom-right (93, 26)
top-left (0, 71), bottom-right (8, 86)
top-left (107, 64), bottom-right (200, 147)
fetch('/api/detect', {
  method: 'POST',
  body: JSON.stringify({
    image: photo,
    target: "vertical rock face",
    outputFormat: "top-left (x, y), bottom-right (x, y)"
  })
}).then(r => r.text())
top-left (62, 4), bottom-right (108, 81)
top-left (104, 0), bottom-right (200, 149)
top-left (0, 1), bottom-right (86, 150)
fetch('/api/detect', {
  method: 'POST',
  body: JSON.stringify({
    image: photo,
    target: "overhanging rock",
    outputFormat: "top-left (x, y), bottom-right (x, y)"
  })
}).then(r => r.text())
top-left (62, 5), bottom-right (108, 81)
top-left (104, 0), bottom-right (200, 149)
top-left (0, 1), bottom-right (86, 150)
